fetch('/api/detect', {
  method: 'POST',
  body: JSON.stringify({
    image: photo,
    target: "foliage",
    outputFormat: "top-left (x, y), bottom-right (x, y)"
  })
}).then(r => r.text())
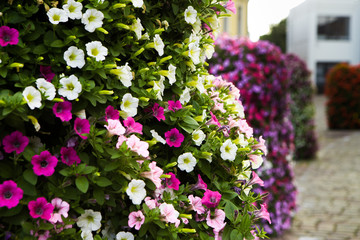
top-left (325, 62), bottom-right (360, 129)
top-left (208, 36), bottom-right (297, 237)
top-left (259, 19), bottom-right (286, 53)
top-left (286, 53), bottom-right (318, 160)
top-left (0, 0), bottom-right (269, 239)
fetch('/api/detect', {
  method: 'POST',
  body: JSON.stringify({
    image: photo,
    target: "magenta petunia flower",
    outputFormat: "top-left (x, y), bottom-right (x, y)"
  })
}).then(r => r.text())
top-left (2, 131), bottom-right (29, 154)
top-left (74, 118), bottom-right (90, 139)
top-left (28, 197), bottom-right (54, 220)
top-left (152, 103), bottom-right (165, 121)
top-left (206, 111), bottom-right (221, 127)
top-left (105, 105), bottom-right (119, 121)
top-left (164, 128), bottom-right (184, 147)
top-left (165, 172), bottom-right (180, 191)
top-left (201, 189), bottom-right (222, 208)
top-left (168, 100), bottom-right (182, 112)
top-left (53, 100), bottom-right (72, 122)
top-left (49, 198), bottom-right (70, 224)
top-left (128, 210), bottom-right (145, 230)
top-left (0, 26), bottom-right (19, 47)
top-left (0, 180), bottom-right (23, 209)
top-left (253, 203), bottom-right (271, 224)
top-left (191, 174), bottom-right (208, 191)
top-left (123, 117), bottom-right (143, 135)
top-left (60, 147), bottom-right (81, 166)
top-left (40, 65), bottom-right (56, 82)
top-left (31, 150), bottom-right (58, 177)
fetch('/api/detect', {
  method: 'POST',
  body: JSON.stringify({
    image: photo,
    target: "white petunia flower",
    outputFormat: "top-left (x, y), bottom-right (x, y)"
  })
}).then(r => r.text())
top-left (152, 80), bottom-right (163, 100)
top-left (196, 74), bottom-right (206, 94)
top-left (130, 18), bottom-right (144, 40)
top-left (131, 0), bottom-right (143, 8)
top-left (47, 8), bottom-right (68, 24)
top-left (58, 74), bottom-right (82, 100)
top-left (162, 20), bottom-right (169, 30)
top-left (77, 209), bottom-right (102, 231)
top-left (85, 41), bottom-right (108, 61)
top-left (153, 34), bottom-right (165, 56)
top-left (116, 232), bottom-right (134, 240)
top-left (81, 229), bottom-right (93, 240)
top-left (63, 0), bottom-right (83, 20)
top-left (75, 109), bottom-right (87, 119)
top-left (126, 179), bottom-right (146, 205)
top-left (177, 152), bottom-right (197, 173)
top-left (203, 43), bottom-right (215, 59)
top-left (188, 42), bottom-right (201, 65)
top-left (23, 86), bottom-right (42, 110)
top-left (63, 46), bottom-right (85, 69)
top-left (220, 139), bottom-right (238, 161)
top-left (192, 16), bottom-right (202, 33)
top-left (150, 130), bottom-right (166, 144)
top-left (120, 93), bottom-right (139, 118)
top-left (192, 129), bottom-right (205, 146)
top-left (81, 9), bottom-right (104, 32)
top-left (36, 78), bottom-right (56, 100)
top-left (112, 63), bottom-right (133, 87)
top-left (179, 87), bottom-right (191, 104)
top-left (140, 32), bottom-right (150, 40)
top-left (189, 32), bottom-right (200, 45)
top-left (237, 133), bottom-right (249, 147)
top-left (184, 6), bottom-right (197, 24)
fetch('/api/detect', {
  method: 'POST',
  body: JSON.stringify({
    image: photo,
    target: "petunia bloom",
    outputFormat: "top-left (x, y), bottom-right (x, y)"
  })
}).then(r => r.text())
top-left (111, 62), bottom-right (133, 87)
top-left (128, 210), bottom-right (145, 230)
top-left (159, 203), bottom-right (179, 224)
top-left (252, 136), bottom-right (267, 155)
top-left (0, 26), bottom-right (19, 47)
top-left (86, 41), bottom-right (108, 61)
top-left (49, 198), bottom-right (70, 224)
top-left (168, 100), bottom-right (182, 112)
top-left (31, 150), bottom-right (58, 177)
top-left (115, 232), bottom-right (134, 240)
top-left (47, 8), bottom-right (68, 24)
top-left (192, 129), bottom-right (206, 146)
top-left (28, 197), bottom-right (54, 220)
top-left (74, 118), bottom-right (90, 139)
top-left (184, 6), bottom-right (197, 24)
top-left (140, 161), bottom-right (164, 188)
top-left (120, 93), bottom-right (139, 118)
top-left (63, 0), bottom-right (83, 20)
top-left (23, 86), bottom-right (42, 110)
top-left (105, 105), bottom-right (119, 120)
top-left (36, 78), bottom-right (56, 100)
top-left (220, 139), bottom-right (238, 161)
top-left (165, 172), bottom-right (180, 191)
top-left (152, 103), bottom-right (165, 121)
top-left (40, 65), bottom-right (55, 82)
top-left (123, 117), bottom-right (143, 135)
top-left (0, 180), bottom-right (23, 209)
top-left (63, 46), bottom-right (85, 69)
top-left (53, 100), bottom-right (72, 122)
top-left (58, 74), bottom-right (82, 100)
top-left (206, 209), bottom-right (226, 230)
top-left (253, 203), bottom-right (271, 224)
top-left (153, 34), bottom-right (165, 56)
top-left (105, 119), bottom-right (126, 136)
top-left (177, 152), bottom-right (197, 173)
top-left (126, 179), bottom-right (146, 205)
top-left (60, 147), bottom-right (81, 165)
top-left (126, 135), bottom-right (149, 157)
top-left (2, 131), bottom-right (29, 154)
top-left (191, 174), bottom-right (208, 191)
top-left (81, 9), bottom-right (104, 32)
top-left (188, 195), bottom-right (205, 214)
top-left (77, 209), bottom-right (102, 231)
top-left (164, 128), bottom-right (184, 147)
top-left (201, 189), bottom-right (221, 208)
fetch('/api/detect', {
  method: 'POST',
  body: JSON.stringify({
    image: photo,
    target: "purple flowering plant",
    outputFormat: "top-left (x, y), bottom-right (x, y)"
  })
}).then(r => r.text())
top-left (1, 1), bottom-right (269, 239)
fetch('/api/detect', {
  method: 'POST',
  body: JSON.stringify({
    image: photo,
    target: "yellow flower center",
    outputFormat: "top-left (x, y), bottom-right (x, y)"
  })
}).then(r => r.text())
top-left (53, 14), bottom-right (60, 22)
top-left (91, 48), bottom-right (99, 56)
top-left (66, 83), bottom-right (74, 91)
top-left (68, 5), bottom-right (76, 13)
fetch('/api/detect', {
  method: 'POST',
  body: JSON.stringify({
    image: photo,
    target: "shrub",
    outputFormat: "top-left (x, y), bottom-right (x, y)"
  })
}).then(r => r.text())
top-left (0, 0), bottom-right (269, 239)
top-left (285, 53), bottom-right (318, 160)
top-left (325, 62), bottom-right (360, 129)
top-left (208, 36), bottom-right (297, 237)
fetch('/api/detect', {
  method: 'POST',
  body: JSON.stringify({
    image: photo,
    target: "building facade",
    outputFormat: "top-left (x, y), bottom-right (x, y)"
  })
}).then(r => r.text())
top-left (219, 0), bottom-right (249, 37)
top-left (287, 0), bottom-right (360, 93)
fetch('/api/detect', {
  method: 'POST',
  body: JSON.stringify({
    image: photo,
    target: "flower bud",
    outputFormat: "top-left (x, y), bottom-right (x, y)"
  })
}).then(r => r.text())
top-left (116, 23), bottom-right (130, 30)
top-left (112, 3), bottom-right (126, 9)
top-left (133, 47), bottom-right (144, 57)
top-left (165, 162), bottom-right (177, 168)
top-left (104, 64), bottom-right (117, 69)
top-left (159, 55), bottom-right (172, 64)
top-left (27, 115), bottom-right (40, 132)
top-left (98, 90), bottom-right (114, 95)
top-left (179, 214), bottom-right (192, 219)
top-left (179, 228), bottom-right (196, 233)
top-left (8, 62), bottom-right (24, 68)
top-left (96, 27), bottom-right (108, 34)
top-left (52, 98), bottom-right (64, 102)
top-left (154, 28), bottom-right (164, 34)
top-left (160, 174), bottom-right (172, 179)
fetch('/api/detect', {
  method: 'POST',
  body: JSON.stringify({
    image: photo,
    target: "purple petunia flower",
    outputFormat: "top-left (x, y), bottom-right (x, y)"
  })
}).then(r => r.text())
top-left (60, 147), bottom-right (81, 166)
top-left (53, 100), bottom-right (72, 122)
top-left (0, 180), bottom-right (23, 209)
top-left (0, 26), bottom-right (19, 47)
top-left (74, 118), bottom-right (90, 139)
top-left (31, 150), bottom-right (58, 177)
top-left (28, 197), bottom-right (54, 220)
top-left (2, 131), bottom-right (29, 154)
top-left (105, 105), bottom-right (119, 121)
top-left (40, 65), bottom-right (56, 82)
top-left (164, 128), bottom-right (184, 147)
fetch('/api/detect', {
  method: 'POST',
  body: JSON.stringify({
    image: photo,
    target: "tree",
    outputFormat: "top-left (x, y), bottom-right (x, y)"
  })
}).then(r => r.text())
top-left (260, 18), bottom-right (287, 53)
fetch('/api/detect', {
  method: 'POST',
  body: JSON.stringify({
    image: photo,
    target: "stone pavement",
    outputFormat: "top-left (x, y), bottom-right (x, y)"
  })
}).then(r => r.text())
top-left (273, 95), bottom-right (360, 240)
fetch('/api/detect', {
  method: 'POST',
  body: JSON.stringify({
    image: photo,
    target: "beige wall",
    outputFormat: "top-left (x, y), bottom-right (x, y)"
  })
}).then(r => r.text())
top-left (219, 0), bottom-right (249, 37)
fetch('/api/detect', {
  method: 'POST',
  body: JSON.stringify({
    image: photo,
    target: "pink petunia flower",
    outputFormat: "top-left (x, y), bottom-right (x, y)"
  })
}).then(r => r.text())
top-left (238, 119), bottom-right (253, 138)
top-left (206, 209), bottom-right (226, 230)
top-left (165, 172), bottom-right (180, 191)
top-left (31, 229), bottom-right (51, 240)
top-left (74, 118), bottom-right (90, 139)
top-left (0, 180), bottom-right (23, 209)
top-left (2, 131), bottom-right (29, 154)
top-left (188, 195), bottom-right (206, 214)
top-left (126, 135), bottom-right (149, 157)
top-left (105, 119), bottom-right (126, 136)
top-left (28, 197), bottom-right (54, 221)
top-left (123, 117), bottom-right (143, 135)
top-left (207, 111), bottom-right (221, 127)
top-left (253, 203), bottom-right (271, 224)
top-left (201, 189), bottom-right (221, 208)
top-left (60, 147), bottom-right (81, 166)
top-left (116, 135), bottom-right (127, 149)
top-left (168, 100), bottom-right (182, 112)
top-left (223, 0), bottom-right (236, 14)
top-left (252, 136), bottom-right (267, 155)
top-left (214, 222), bottom-right (227, 240)
top-left (31, 150), bottom-right (58, 177)
top-left (152, 103), bottom-right (165, 121)
top-left (164, 128), bottom-right (184, 147)
top-left (140, 161), bottom-right (164, 188)
top-left (0, 26), bottom-right (19, 47)
top-left (144, 197), bottom-right (158, 209)
top-left (128, 210), bottom-right (145, 230)
top-left (49, 198), bottom-right (70, 224)
top-left (159, 203), bottom-right (179, 224)
top-left (53, 100), bottom-right (72, 122)
top-left (105, 105), bottom-right (119, 121)
top-left (40, 66), bottom-right (55, 82)
top-left (248, 171), bottom-right (264, 187)
top-left (191, 174), bottom-right (208, 191)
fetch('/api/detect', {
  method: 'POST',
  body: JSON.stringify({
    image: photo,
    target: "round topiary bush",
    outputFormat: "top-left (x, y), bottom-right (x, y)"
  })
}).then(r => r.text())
top-left (0, 0), bottom-right (269, 239)
top-left (208, 36), bottom-right (297, 237)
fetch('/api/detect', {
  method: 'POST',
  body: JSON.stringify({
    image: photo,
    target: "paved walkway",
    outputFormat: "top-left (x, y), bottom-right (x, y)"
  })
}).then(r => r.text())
top-left (273, 95), bottom-right (360, 240)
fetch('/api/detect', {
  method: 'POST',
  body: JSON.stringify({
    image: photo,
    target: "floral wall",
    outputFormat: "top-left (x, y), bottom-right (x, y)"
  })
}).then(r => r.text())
top-left (208, 36), bottom-right (297, 237)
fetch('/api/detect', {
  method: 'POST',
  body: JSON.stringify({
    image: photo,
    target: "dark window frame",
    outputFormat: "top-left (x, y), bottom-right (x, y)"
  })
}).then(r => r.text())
top-left (317, 16), bottom-right (350, 40)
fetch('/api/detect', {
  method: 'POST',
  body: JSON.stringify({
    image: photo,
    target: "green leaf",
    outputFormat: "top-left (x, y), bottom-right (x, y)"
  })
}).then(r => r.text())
top-left (94, 235), bottom-right (102, 240)
top-left (230, 229), bottom-right (242, 240)
top-left (95, 177), bottom-right (112, 187)
top-left (50, 40), bottom-right (65, 48)
top-left (76, 176), bottom-right (89, 193)
top-left (0, 67), bottom-right (7, 78)
top-left (93, 188), bottom-right (105, 205)
top-left (183, 115), bottom-right (199, 127)
top-left (33, 44), bottom-right (48, 54)
top-left (23, 169), bottom-right (38, 185)
top-left (104, 161), bottom-right (121, 171)
top-left (224, 201), bottom-right (237, 221)
top-left (59, 168), bottom-right (73, 177)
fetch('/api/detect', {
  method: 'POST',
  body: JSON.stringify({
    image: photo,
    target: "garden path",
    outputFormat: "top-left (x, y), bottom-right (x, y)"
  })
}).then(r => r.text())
top-left (273, 95), bottom-right (360, 240)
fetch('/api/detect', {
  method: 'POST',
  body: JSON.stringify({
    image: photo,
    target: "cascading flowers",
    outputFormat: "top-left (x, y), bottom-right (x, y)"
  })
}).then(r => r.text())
top-left (1, 0), bottom-right (269, 239)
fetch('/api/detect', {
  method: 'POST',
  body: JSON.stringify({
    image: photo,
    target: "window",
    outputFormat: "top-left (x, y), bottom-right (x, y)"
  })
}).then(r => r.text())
top-left (237, 6), bottom-right (242, 36)
top-left (316, 62), bottom-right (342, 93)
top-left (317, 16), bottom-right (350, 40)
